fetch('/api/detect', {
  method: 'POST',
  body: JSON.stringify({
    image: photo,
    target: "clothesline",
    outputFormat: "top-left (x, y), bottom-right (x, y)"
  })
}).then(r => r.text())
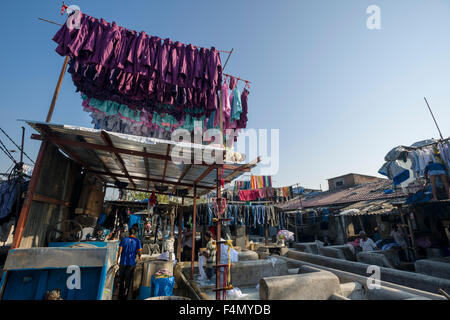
top-left (223, 73), bottom-right (252, 84)
top-left (38, 17), bottom-right (232, 54)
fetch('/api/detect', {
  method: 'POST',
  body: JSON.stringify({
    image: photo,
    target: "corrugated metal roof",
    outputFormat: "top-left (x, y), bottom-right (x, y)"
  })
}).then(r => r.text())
top-left (25, 121), bottom-right (259, 198)
top-left (277, 180), bottom-right (406, 211)
top-left (338, 199), bottom-right (400, 216)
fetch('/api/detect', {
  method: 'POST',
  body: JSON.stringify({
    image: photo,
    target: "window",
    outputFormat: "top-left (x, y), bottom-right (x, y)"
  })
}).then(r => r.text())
top-left (334, 180), bottom-right (344, 187)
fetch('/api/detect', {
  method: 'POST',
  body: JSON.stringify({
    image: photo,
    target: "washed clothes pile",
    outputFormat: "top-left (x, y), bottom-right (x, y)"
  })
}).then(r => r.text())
top-left (379, 139), bottom-right (450, 186)
top-left (53, 12), bottom-right (250, 137)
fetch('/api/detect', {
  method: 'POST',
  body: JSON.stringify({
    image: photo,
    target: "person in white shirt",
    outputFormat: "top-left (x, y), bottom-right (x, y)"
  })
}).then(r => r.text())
top-left (359, 231), bottom-right (377, 252)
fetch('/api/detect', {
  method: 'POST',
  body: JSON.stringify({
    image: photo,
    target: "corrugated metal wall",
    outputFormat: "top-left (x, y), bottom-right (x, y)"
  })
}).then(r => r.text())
top-left (20, 144), bottom-right (82, 248)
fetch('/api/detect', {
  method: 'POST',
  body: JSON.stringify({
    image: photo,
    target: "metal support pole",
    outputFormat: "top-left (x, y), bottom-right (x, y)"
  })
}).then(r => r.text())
top-left (191, 185), bottom-right (197, 279)
top-left (215, 167), bottom-right (222, 300)
top-left (20, 127), bottom-right (25, 164)
top-left (177, 197), bottom-right (185, 262)
top-left (46, 56), bottom-right (69, 123)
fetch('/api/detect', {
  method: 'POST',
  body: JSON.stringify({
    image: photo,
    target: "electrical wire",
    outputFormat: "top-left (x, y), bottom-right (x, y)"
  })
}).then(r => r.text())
top-left (0, 138), bottom-right (17, 164)
top-left (0, 127), bottom-right (35, 164)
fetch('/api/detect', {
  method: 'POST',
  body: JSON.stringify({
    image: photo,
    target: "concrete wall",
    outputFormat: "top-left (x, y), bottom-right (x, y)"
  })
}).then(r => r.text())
top-left (319, 245), bottom-right (356, 261)
top-left (230, 258), bottom-right (288, 287)
top-left (238, 250), bottom-right (259, 261)
top-left (260, 270), bottom-right (342, 300)
top-left (356, 251), bottom-right (398, 268)
top-left (286, 250), bottom-right (450, 294)
top-left (278, 255), bottom-right (445, 300)
top-left (415, 257), bottom-right (450, 279)
top-left (293, 242), bottom-right (318, 254)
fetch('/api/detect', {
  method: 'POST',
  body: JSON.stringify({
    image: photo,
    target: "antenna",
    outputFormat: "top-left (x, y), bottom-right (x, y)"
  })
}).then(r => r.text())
top-left (424, 97), bottom-right (444, 140)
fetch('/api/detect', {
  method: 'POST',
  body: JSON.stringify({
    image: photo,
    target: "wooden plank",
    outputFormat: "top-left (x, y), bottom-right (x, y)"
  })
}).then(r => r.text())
top-left (32, 193), bottom-right (70, 207)
top-left (100, 131), bottom-right (136, 189)
top-left (160, 144), bottom-right (171, 185)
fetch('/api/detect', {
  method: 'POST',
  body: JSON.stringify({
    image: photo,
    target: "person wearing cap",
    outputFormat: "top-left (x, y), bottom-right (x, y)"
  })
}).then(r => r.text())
top-left (359, 231), bottom-right (377, 252)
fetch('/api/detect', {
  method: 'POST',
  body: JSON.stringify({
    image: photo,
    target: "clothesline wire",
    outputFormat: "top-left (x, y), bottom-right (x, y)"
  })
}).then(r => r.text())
top-left (223, 73), bottom-right (251, 84)
top-left (0, 128), bottom-right (35, 164)
top-left (38, 17), bottom-right (232, 54)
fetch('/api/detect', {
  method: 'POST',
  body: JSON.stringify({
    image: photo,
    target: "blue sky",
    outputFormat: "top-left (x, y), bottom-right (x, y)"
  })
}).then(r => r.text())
top-left (1, 0), bottom-right (450, 191)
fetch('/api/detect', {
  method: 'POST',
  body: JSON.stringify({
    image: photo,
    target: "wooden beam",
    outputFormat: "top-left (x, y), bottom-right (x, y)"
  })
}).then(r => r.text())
top-left (143, 147), bottom-right (151, 191)
top-left (195, 166), bottom-right (215, 184)
top-left (161, 145), bottom-right (171, 185)
top-left (171, 164), bottom-right (192, 194)
top-left (32, 193), bottom-right (70, 207)
top-left (101, 131), bottom-right (136, 189)
top-left (87, 169), bottom-right (214, 190)
top-left (105, 184), bottom-right (194, 199)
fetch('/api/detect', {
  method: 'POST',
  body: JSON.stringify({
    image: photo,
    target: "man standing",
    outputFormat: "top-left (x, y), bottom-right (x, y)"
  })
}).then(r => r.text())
top-left (182, 225), bottom-right (193, 261)
top-left (116, 228), bottom-right (142, 300)
top-left (390, 224), bottom-right (408, 261)
top-left (359, 231), bottom-right (377, 252)
top-left (199, 231), bottom-right (216, 280)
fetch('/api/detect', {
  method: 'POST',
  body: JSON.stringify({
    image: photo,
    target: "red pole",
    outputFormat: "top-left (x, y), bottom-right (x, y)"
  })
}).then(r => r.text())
top-left (215, 167), bottom-right (222, 300)
top-left (177, 197), bottom-right (185, 262)
top-left (190, 185), bottom-right (197, 279)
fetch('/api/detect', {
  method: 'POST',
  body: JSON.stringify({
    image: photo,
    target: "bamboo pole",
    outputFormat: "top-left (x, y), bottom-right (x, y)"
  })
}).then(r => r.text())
top-left (46, 56), bottom-right (69, 122)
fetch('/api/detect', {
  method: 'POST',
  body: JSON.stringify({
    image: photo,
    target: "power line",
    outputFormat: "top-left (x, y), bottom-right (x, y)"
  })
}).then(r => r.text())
top-left (0, 138), bottom-right (17, 164)
top-left (0, 127), bottom-right (35, 164)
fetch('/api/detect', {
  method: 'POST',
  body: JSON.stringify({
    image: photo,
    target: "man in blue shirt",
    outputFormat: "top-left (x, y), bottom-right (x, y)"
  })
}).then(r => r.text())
top-left (116, 227), bottom-right (142, 300)
top-left (424, 161), bottom-right (449, 201)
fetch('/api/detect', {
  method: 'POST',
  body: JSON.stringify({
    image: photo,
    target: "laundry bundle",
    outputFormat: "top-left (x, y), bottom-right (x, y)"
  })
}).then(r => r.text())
top-left (379, 139), bottom-right (450, 187)
top-left (52, 12), bottom-right (250, 138)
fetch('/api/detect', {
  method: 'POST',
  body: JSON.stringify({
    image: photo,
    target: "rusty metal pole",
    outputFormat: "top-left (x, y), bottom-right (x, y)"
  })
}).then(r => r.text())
top-left (215, 167), bottom-right (222, 300)
top-left (177, 197), bottom-right (185, 262)
top-left (191, 185), bottom-right (197, 279)
top-left (46, 56), bottom-right (69, 123)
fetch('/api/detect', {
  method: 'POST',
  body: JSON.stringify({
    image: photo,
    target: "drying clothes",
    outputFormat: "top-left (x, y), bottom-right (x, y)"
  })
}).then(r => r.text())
top-left (236, 89), bottom-right (249, 129)
top-left (230, 87), bottom-right (242, 124)
top-left (0, 179), bottom-right (19, 220)
top-left (239, 189), bottom-right (259, 201)
top-left (54, 13), bottom-right (223, 116)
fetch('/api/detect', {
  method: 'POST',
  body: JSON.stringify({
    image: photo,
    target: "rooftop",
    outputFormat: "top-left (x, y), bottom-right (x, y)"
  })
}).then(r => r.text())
top-left (278, 179), bottom-right (406, 211)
